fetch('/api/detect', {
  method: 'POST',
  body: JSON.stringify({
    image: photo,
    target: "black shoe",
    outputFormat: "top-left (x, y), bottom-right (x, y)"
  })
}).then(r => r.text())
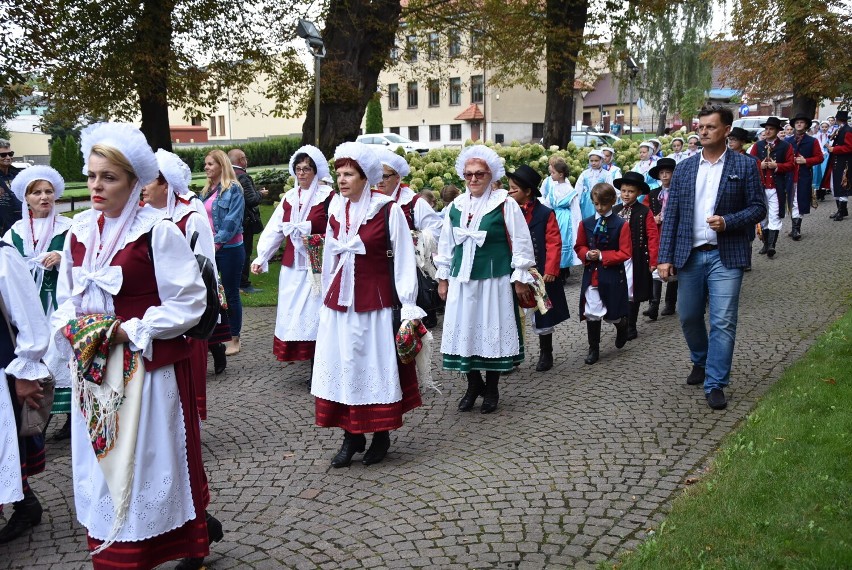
top-left (331, 431), bottom-right (366, 468)
top-left (176, 558), bottom-right (205, 570)
top-left (706, 388), bottom-right (728, 410)
top-left (239, 285), bottom-right (263, 294)
top-left (766, 230), bottom-right (778, 258)
top-left (686, 364), bottom-right (705, 386)
top-left (535, 351), bottom-right (553, 372)
top-left (660, 304), bottom-right (676, 316)
top-left (458, 372), bottom-right (484, 412)
top-left (0, 494), bottom-right (42, 544)
top-left (480, 374), bottom-right (499, 414)
top-left (584, 347), bottom-right (599, 365)
top-left (53, 415), bottom-right (72, 441)
top-left (790, 218), bottom-right (802, 241)
top-left (206, 512), bottom-right (224, 544)
top-left (362, 431), bottom-right (391, 466)
top-left (645, 301), bottom-right (659, 321)
top-left (757, 235), bottom-right (769, 254)
top-left (421, 313), bottom-right (438, 329)
top-left (210, 343), bottom-right (226, 375)
top-left (614, 317), bottom-right (628, 348)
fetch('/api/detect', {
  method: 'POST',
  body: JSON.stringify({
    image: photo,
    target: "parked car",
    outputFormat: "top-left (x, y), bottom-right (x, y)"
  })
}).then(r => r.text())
top-left (732, 116), bottom-right (788, 138)
top-left (356, 133), bottom-right (430, 155)
top-left (571, 132), bottom-right (621, 148)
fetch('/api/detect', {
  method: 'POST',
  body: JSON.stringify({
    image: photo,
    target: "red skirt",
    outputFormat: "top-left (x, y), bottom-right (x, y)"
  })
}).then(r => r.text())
top-left (88, 358), bottom-right (211, 569)
top-left (187, 338), bottom-right (208, 421)
top-left (273, 337), bottom-right (315, 361)
top-left (315, 358), bottom-right (421, 434)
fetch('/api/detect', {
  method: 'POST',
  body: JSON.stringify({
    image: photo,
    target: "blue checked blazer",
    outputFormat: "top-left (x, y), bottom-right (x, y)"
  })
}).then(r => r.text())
top-left (658, 149), bottom-right (766, 269)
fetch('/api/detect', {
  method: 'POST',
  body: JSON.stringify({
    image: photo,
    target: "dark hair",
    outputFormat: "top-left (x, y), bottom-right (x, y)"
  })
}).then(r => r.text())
top-left (156, 172), bottom-right (167, 186)
top-left (333, 157), bottom-right (366, 179)
top-left (550, 157), bottom-right (570, 176)
top-left (590, 182), bottom-right (617, 205)
top-left (293, 153), bottom-right (318, 173)
top-left (440, 184), bottom-right (460, 202)
top-left (697, 103), bottom-right (734, 126)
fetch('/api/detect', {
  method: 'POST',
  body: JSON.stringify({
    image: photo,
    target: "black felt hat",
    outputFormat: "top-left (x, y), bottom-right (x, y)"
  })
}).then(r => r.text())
top-left (835, 110), bottom-right (849, 122)
top-left (649, 158), bottom-right (677, 180)
top-left (506, 164), bottom-right (543, 198)
top-left (728, 127), bottom-right (752, 142)
top-left (789, 113), bottom-right (813, 127)
top-left (613, 170), bottom-right (650, 194)
top-left (759, 116), bottom-right (785, 129)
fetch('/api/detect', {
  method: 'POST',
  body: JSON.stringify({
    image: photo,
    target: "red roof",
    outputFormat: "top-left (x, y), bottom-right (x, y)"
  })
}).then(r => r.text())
top-left (454, 104), bottom-right (485, 121)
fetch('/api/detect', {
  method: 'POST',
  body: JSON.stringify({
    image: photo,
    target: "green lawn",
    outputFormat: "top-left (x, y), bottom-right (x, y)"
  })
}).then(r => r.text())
top-left (611, 307), bottom-right (852, 569)
top-left (240, 203), bottom-right (281, 308)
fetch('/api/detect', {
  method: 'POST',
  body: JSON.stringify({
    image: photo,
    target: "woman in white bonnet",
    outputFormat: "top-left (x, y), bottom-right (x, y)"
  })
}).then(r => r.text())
top-left (435, 144), bottom-right (536, 414)
top-left (52, 123), bottom-right (221, 570)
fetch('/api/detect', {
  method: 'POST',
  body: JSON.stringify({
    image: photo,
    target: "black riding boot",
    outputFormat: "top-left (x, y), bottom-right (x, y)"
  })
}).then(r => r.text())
top-left (766, 229), bottom-right (778, 258)
top-left (791, 217), bottom-right (802, 240)
top-left (835, 201), bottom-right (848, 221)
top-left (829, 200), bottom-right (841, 219)
top-left (535, 334), bottom-right (553, 372)
top-left (758, 230), bottom-right (769, 254)
top-left (584, 320), bottom-right (601, 364)
top-left (662, 281), bottom-right (678, 315)
top-left (627, 302), bottom-right (639, 340)
top-left (614, 317), bottom-right (628, 348)
top-left (0, 489), bottom-right (42, 544)
top-left (480, 371), bottom-right (500, 414)
top-left (331, 430), bottom-right (367, 468)
top-left (458, 371), bottom-right (484, 412)
top-left (645, 281), bottom-right (661, 320)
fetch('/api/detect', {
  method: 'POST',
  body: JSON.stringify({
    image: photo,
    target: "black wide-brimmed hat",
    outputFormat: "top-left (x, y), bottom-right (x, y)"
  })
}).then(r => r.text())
top-left (789, 113), bottom-right (813, 126)
top-left (649, 158), bottom-right (677, 180)
top-left (506, 164), bottom-right (543, 197)
top-left (728, 127), bottom-right (752, 142)
top-left (836, 110), bottom-right (849, 122)
top-left (759, 116), bottom-right (785, 129)
top-left (613, 170), bottom-right (650, 194)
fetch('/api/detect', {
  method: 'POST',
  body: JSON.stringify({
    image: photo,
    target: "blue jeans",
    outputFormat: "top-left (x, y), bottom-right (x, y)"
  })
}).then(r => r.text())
top-left (676, 249), bottom-right (744, 393)
top-left (216, 245), bottom-right (245, 338)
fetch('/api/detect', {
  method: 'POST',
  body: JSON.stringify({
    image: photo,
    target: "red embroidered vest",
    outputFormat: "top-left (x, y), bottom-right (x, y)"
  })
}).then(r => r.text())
top-left (70, 232), bottom-right (189, 371)
top-left (324, 202), bottom-right (395, 313)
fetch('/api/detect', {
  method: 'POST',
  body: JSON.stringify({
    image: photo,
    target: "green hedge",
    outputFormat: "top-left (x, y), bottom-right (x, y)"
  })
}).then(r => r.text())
top-left (174, 136), bottom-right (303, 172)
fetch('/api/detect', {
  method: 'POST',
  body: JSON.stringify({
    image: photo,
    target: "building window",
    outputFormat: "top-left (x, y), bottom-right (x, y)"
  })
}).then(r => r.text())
top-left (471, 75), bottom-right (484, 104)
top-left (428, 33), bottom-right (439, 61)
top-left (408, 126), bottom-right (419, 141)
top-left (532, 123), bottom-right (544, 140)
top-left (448, 31), bottom-right (461, 57)
top-left (406, 35), bottom-right (417, 62)
top-left (428, 79), bottom-right (440, 107)
top-left (390, 126), bottom-right (400, 135)
top-left (209, 116), bottom-right (217, 137)
top-left (218, 116), bottom-right (226, 137)
top-left (470, 30), bottom-right (482, 54)
top-left (388, 83), bottom-right (399, 110)
top-left (449, 77), bottom-right (461, 106)
top-left (429, 125), bottom-right (441, 141)
top-left (191, 115), bottom-right (203, 126)
top-left (390, 45), bottom-right (399, 62)
top-left (407, 82), bottom-right (418, 108)
top-left (450, 124), bottom-right (462, 140)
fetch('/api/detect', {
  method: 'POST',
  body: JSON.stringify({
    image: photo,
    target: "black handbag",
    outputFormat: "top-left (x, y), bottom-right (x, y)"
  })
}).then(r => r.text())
top-left (415, 267), bottom-right (443, 311)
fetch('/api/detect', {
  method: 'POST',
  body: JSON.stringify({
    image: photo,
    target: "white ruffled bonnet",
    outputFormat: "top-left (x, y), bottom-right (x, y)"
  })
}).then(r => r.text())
top-left (333, 142), bottom-right (383, 185)
top-left (455, 145), bottom-right (505, 180)
top-left (11, 165), bottom-right (65, 202)
top-left (376, 148), bottom-right (411, 178)
top-left (289, 144), bottom-right (330, 181)
top-left (80, 122), bottom-right (159, 185)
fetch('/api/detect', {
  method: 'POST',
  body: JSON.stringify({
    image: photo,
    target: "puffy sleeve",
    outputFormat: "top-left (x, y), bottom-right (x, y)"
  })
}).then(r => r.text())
top-left (120, 221), bottom-right (206, 359)
top-left (389, 203), bottom-right (426, 321)
top-left (503, 199), bottom-right (535, 284)
top-left (434, 205), bottom-right (455, 280)
top-left (413, 197), bottom-right (444, 240)
top-left (52, 228), bottom-right (81, 354)
top-left (0, 246), bottom-right (50, 380)
top-left (253, 199), bottom-right (286, 272)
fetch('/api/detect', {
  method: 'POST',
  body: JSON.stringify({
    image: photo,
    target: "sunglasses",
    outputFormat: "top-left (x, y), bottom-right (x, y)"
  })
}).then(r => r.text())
top-left (0, 152), bottom-right (13, 158)
top-left (463, 171), bottom-right (489, 180)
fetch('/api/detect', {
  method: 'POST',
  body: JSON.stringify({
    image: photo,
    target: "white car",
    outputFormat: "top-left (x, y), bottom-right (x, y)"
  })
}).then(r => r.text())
top-left (356, 133), bottom-right (430, 155)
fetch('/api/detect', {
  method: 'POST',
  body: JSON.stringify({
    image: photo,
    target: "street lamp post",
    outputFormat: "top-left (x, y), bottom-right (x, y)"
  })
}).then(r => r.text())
top-left (626, 56), bottom-right (639, 137)
top-left (296, 19), bottom-right (326, 147)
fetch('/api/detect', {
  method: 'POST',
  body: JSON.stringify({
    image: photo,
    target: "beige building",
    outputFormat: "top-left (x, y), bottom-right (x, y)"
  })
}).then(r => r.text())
top-left (6, 115), bottom-right (50, 164)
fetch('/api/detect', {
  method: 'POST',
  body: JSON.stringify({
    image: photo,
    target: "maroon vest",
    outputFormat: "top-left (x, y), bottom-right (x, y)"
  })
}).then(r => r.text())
top-left (281, 192), bottom-right (334, 268)
top-left (324, 201), bottom-right (395, 313)
top-left (397, 190), bottom-right (419, 231)
top-left (70, 232), bottom-right (189, 371)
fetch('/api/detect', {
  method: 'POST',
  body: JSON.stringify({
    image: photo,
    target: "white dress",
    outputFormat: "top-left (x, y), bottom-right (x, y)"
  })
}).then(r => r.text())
top-left (254, 184), bottom-right (337, 345)
top-left (311, 193), bottom-right (424, 405)
top-left (0, 245), bottom-right (50, 504)
top-left (52, 208), bottom-right (207, 542)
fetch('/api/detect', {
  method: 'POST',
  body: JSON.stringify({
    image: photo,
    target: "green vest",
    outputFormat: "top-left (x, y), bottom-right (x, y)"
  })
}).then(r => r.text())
top-left (11, 229), bottom-right (66, 312)
top-left (449, 203), bottom-right (513, 280)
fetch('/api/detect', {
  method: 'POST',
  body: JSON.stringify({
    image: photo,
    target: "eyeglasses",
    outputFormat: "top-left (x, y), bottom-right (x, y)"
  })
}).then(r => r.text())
top-left (294, 167), bottom-right (313, 174)
top-left (381, 173), bottom-right (398, 180)
top-left (0, 152), bottom-right (14, 158)
top-left (463, 171), bottom-right (489, 180)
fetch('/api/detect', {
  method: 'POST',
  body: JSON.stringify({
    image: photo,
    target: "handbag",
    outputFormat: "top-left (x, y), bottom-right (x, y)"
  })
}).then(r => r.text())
top-left (416, 267), bottom-right (442, 311)
top-left (246, 206), bottom-right (264, 234)
top-left (19, 375), bottom-right (55, 437)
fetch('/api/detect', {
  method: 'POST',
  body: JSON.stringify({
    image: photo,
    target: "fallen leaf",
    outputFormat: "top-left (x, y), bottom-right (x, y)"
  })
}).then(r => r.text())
top-left (685, 477), bottom-right (700, 485)
top-left (821, 378), bottom-right (837, 385)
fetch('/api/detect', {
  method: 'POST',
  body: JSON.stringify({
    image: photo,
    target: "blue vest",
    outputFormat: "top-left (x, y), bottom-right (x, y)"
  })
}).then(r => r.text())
top-left (579, 215), bottom-right (629, 320)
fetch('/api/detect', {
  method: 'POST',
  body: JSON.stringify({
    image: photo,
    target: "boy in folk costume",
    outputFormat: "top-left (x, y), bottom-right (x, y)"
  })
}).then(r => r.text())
top-left (784, 113), bottom-right (824, 240)
top-left (750, 116), bottom-right (794, 257)
top-left (645, 158), bottom-right (678, 319)
top-left (821, 110), bottom-right (852, 221)
top-left (601, 146), bottom-right (623, 181)
top-left (574, 183), bottom-right (632, 365)
top-left (575, 150), bottom-right (614, 219)
top-left (631, 142), bottom-right (660, 193)
top-left (612, 172), bottom-right (659, 340)
top-left (668, 137), bottom-right (689, 164)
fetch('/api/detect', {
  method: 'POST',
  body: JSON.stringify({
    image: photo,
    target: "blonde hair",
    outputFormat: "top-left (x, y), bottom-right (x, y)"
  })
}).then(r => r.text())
top-left (550, 156), bottom-right (569, 177)
top-left (90, 143), bottom-right (137, 182)
top-left (202, 149), bottom-right (240, 194)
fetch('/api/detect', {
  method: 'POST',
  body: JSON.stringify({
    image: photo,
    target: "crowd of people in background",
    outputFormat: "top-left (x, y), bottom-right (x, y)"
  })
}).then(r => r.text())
top-left (0, 103), bottom-right (848, 569)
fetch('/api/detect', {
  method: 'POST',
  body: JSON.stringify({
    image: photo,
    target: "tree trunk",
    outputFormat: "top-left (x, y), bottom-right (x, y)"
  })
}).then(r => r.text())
top-left (656, 105), bottom-right (668, 135)
top-left (302, 0), bottom-right (401, 156)
top-left (790, 93), bottom-right (817, 119)
top-left (542, 0), bottom-right (588, 148)
top-left (133, 0), bottom-right (175, 151)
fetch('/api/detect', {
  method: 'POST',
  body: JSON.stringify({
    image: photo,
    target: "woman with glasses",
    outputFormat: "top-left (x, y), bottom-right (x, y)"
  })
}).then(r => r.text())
top-left (251, 146), bottom-right (336, 383)
top-left (435, 145), bottom-right (535, 414)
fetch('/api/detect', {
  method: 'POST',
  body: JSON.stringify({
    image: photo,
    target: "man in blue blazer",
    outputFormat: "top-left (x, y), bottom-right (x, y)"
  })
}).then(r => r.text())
top-left (657, 104), bottom-right (767, 410)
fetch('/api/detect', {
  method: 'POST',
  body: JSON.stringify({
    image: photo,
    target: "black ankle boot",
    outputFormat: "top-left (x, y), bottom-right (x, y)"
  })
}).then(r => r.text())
top-left (458, 371), bottom-right (484, 411)
top-left (829, 200), bottom-right (841, 219)
top-left (584, 320), bottom-right (601, 364)
top-left (210, 343), bottom-right (226, 374)
top-left (331, 431), bottom-right (366, 468)
top-left (627, 302), bottom-right (639, 340)
top-left (362, 431), bottom-right (391, 465)
top-left (766, 229), bottom-right (778, 258)
top-left (175, 512), bottom-right (224, 570)
top-left (480, 372), bottom-right (500, 414)
top-left (535, 334), bottom-right (553, 372)
top-left (0, 491), bottom-right (42, 544)
top-left (835, 202), bottom-right (848, 221)
top-left (791, 217), bottom-right (802, 240)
